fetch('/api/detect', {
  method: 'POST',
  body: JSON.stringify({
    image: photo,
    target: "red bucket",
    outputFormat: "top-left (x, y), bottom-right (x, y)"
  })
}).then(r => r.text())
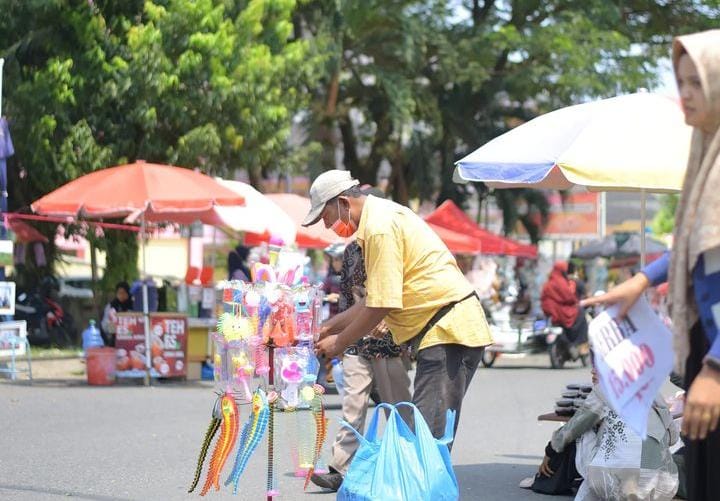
top-left (86, 347), bottom-right (116, 386)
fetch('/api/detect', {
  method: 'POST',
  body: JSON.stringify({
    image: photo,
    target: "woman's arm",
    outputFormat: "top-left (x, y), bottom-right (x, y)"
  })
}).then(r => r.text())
top-left (550, 392), bottom-right (604, 453)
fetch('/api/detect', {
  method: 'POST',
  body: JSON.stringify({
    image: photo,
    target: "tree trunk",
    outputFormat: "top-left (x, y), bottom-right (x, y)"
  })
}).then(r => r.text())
top-left (390, 152), bottom-right (409, 206)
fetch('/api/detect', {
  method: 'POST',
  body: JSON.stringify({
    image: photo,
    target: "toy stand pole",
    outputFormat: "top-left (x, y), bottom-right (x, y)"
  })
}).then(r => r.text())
top-left (267, 343), bottom-right (275, 501)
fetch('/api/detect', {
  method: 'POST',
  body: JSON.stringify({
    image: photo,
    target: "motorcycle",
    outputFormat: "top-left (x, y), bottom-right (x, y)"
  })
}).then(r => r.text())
top-left (15, 279), bottom-right (77, 348)
top-left (545, 318), bottom-right (590, 369)
top-left (481, 301), bottom-right (590, 369)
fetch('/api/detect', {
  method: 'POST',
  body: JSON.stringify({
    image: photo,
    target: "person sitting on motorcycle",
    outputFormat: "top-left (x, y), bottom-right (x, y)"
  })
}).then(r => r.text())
top-left (541, 261), bottom-right (588, 353)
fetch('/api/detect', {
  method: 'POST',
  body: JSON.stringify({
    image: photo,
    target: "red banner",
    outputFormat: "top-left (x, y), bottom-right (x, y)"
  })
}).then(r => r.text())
top-left (115, 313), bottom-right (188, 378)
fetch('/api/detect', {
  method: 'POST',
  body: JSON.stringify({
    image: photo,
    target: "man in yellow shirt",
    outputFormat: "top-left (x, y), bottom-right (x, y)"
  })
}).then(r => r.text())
top-left (305, 170), bottom-right (493, 442)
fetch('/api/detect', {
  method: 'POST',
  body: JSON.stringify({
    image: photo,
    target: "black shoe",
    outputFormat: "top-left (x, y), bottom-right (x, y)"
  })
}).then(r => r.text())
top-left (310, 471), bottom-right (343, 492)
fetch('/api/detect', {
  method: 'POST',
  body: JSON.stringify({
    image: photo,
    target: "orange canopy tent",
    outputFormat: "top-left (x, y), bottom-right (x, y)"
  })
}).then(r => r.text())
top-left (425, 200), bottom-right (537, 258)
top-left (426, 222), bottom-right (483, 255)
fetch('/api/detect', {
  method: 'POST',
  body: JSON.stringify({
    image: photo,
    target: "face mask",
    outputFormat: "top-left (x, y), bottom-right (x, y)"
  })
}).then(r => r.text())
top-left (330, 199), bottom-right (357, 237)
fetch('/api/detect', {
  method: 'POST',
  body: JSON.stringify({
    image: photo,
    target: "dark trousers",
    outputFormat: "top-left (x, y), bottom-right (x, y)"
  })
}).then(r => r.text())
top-left (684, 323), bottom-right (720, 501)
top-left (531, 442), bottom-right (579, 495)
top-left (411, 343), bottom-right (484, 448)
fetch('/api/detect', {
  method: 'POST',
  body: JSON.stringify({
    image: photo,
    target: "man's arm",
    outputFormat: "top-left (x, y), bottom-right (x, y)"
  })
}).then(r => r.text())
top-left (315, 304), bottom-right (393, 358)
top-left (318, 299), bottom-right (363, 338)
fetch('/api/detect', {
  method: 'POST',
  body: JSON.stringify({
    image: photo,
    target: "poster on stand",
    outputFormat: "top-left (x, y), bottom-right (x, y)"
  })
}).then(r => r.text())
top-left (115, 312), bottom-right (188, 378)
top-left (0, 320), bottom-right (27, 357)
top-left (0, 281), bottom-right (15, 315)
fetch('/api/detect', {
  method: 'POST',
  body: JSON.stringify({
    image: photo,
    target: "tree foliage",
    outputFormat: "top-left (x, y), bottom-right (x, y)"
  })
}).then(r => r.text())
top-left (2, 0), bottom-right (719, 277)
top-left (652, 194), bottom-right (679, 235)
top-left (1, 0), bottom-right (322, 285)
top-left (295, 0), bottom-right (719, 241)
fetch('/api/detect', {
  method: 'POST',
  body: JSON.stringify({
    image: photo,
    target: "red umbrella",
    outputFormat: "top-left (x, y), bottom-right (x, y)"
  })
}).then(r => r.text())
top-left (31, 160), bottom-right (243, 224)
top-left (425, 200), bottom-right (537, 258)
top-left (30, 160), bottom-right (244, 380)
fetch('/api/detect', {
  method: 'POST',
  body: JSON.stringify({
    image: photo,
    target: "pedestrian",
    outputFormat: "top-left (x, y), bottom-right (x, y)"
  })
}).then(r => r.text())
top-left (541, 261), bottom-right (588, 348)
top-left (305, 170), bottom-right (493, 443)
top-left (100, 281), bottom-right (133, 346)
top-left (524, 365), bottom-right (679, 500)
top-left (583, 29), bottom-right (720, 501)
top-left (322, 243), bottom-right (344, 318)
top-left (227, 244), bottom-right (251, 281)
top-left (310, 188), bottom-right (412, 492)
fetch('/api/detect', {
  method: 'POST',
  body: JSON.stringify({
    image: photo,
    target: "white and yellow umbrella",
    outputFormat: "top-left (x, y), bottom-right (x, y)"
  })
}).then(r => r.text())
top-left (453, 92), bottom-right (692, 264)
top-left (454, 92), bottom-right (691, 192)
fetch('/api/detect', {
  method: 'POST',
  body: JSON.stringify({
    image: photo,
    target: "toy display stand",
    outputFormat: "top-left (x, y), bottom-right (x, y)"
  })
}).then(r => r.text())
top-left (190, 247), bottom-right (328, 499)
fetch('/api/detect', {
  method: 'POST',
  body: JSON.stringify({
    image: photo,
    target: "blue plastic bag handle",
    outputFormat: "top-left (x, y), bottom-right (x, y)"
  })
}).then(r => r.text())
top-left (340, 402), bottom-right (397, 447)
top-left (340, 402), bottom-right (457, 447)
top-left (391, 402), bottom-right (457, 445)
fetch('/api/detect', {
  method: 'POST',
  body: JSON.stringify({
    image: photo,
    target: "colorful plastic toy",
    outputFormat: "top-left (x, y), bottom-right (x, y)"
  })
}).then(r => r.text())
top-left (226, 389), bottom-right (270, 493)
top-left (199, 392), bottom-right (239, 496)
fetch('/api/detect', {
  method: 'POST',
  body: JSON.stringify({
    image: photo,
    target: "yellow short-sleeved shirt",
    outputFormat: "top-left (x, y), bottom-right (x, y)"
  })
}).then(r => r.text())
top-left (356, 195), bottom-right (493, 349)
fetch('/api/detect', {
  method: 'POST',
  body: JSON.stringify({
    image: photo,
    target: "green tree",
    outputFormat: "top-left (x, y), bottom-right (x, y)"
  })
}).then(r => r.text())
top-left (296, 0), bottom-right (719, 241)
top-left (1, 0), bottom-right (322, 286)
top-left (652, 194), bottom-right (679, 235)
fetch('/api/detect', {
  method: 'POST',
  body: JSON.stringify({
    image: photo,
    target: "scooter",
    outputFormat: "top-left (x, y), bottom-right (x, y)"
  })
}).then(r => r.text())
top-left (481, 308), bottom-right (589, 369)
top-left (15, 283), bottom-right (77, 347)
top-left (481, 315), bottom-right (559, 368)
top-left (546, 321), bottom-right (590, 369)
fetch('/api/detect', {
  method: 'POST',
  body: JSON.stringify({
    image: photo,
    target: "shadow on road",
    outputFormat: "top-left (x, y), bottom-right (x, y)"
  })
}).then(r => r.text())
top-left (454, 463), bottom-right (574, 500)
top-left (0, 483), bottom-right (134, 501)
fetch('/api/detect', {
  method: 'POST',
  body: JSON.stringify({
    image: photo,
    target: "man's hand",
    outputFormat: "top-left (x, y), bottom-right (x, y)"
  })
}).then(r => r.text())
top-left (370, 320), bottom-right (389, 339)
top-left (317, 324), bottom-right (334, 341)
top-left (538, 456), bottom-right (554, 477)
top-left (325, 293), bottom-right (339, 303)
top-left (580, 273), bottom-right (651, 318)
top-left (682, 365), bottom-right (720, 440)
top-left (315, 334), bottom-right (344, 359)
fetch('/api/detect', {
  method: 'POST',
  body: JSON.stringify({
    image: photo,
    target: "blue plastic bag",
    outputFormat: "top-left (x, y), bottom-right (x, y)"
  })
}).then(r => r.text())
top-left (337, 402), bottom-right (459, 501)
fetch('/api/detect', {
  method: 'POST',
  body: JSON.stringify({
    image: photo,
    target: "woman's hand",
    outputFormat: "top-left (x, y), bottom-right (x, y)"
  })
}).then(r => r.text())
top-left (682, 365), bottom-right (720, 440)
top-left (538, 456), bottom-right (554, 477)
top-left (580, 273), bottom-right (651, 318)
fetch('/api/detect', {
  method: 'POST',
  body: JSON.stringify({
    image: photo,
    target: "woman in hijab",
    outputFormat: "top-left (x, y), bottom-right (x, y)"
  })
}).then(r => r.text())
top-left (101, 281), bottom-right (134, 346)
top-left (584, 29), bottom-right (720, 500)
top-left (227, 245), bottom-right (251, 281)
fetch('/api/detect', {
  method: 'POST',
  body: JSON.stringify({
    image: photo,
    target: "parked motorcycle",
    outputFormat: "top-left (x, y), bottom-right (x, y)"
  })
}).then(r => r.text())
top-left (15, 278), bottom-right (77, 347)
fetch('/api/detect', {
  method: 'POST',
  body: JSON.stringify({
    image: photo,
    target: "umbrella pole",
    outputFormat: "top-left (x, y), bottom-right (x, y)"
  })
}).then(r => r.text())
top-left (599, 192), bottom-right (607, 238)
top-left (0, 58), bottom-right (4, 117)
top-left (640, 190), bottom-right (647, 268)
top-left (141, 214), bottom-right (152, 386)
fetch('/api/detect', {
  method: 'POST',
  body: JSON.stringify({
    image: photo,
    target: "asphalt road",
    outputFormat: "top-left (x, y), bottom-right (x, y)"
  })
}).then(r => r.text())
top-left (0, 354), bottom-right (647, 501)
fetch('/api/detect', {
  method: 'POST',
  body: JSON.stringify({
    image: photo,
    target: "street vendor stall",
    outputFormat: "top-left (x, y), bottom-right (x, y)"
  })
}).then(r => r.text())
top-left (31, 160), bottom-right (245, 383)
